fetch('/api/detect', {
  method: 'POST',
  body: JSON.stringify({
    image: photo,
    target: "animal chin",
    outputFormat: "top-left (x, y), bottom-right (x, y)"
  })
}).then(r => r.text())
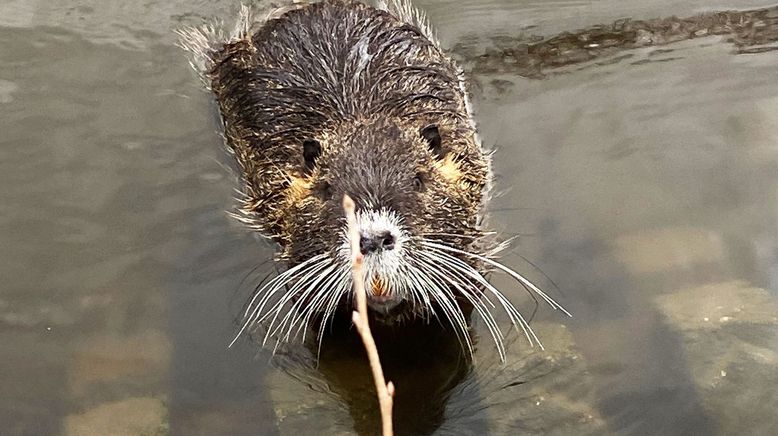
top-left (367, 295), bottom-right (402, 313)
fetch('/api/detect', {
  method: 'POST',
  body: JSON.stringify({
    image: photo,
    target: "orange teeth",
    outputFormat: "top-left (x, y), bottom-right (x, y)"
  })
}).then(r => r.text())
top-left (371, 275), bottom-right (390, 297)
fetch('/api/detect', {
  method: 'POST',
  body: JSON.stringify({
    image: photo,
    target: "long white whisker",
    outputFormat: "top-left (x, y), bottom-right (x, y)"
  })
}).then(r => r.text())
top-left (258, 259), bottom-right (331, 325)
top-left (267, 262), bottom-right (338, 343)
top-left (420, 248), bottom-right (540, 349)
top-left (401, 261), bottom-right (433, 322)
top-left (416, 250), bottom-right (506, 347)
top-left (406, 258), bottom-right (474, 357)
top-left (422, 240), bottom-right (571, 317)
top-left (316, 273), bottom-right (351, 360)
top-left (423, 245), bottom-right (543, 348)
top-left (402, 261), bottom-right (435, 317)
top-left (229, 254), bottom-right (328, 347)
top-left (421, 231), bottom-right (497, 237)
top-left (256, 258), bottom-right (332, 343)
top-left (413, 255), bottom-right (504, 360)
top-left (242, 255), bottom-right (326, 330)
top-left (292, 263), bottom-right (347, 342)
top-left (243, 254), bottom-right (325, 318)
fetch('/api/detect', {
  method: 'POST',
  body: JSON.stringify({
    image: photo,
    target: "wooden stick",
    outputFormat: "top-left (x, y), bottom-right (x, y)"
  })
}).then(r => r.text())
top-left (343, 194), bottom-right (395, 436)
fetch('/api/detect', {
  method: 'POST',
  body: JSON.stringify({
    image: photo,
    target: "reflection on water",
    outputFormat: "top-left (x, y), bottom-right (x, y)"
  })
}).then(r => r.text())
top-left (2, 0), bottom-right (778, 435)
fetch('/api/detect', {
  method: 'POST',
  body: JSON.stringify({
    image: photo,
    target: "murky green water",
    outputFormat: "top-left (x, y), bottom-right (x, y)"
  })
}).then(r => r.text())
top-left (2, 1), bottom-right (778, 435)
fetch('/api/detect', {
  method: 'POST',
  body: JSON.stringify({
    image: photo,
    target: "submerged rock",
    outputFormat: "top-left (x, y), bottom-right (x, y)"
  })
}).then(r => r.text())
top-left (656, 280), bottom-right (778, 435)
top-left (67, 330), bottom-right (171, 400)
top-left (64, 397), bottom-right (168, 436)
top-left (444, 322), bottom-right (605, 436)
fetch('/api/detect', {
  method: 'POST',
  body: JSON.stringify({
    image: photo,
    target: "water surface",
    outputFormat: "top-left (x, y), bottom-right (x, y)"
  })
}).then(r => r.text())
top-left (2, 0), bottom-right (778, 435)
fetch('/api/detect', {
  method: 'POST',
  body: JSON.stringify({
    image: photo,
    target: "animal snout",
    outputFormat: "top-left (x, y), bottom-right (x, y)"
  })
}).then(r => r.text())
top-left (360, 231), bottom-right (395, 255)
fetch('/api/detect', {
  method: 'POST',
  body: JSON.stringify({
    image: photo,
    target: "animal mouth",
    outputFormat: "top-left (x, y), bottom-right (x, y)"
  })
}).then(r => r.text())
top-left (370, 274), bottom-right (390, 297)
top-left (367, 273), bottom-right (402, 312)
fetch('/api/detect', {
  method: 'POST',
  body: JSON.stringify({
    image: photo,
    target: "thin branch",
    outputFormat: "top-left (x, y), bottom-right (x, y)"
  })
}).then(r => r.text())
top-left (343, 194), bottom-right (395, 436)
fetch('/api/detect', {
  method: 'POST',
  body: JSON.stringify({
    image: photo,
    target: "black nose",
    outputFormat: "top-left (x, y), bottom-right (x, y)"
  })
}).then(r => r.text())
top-left (360, 231), bottom-right (395, 255)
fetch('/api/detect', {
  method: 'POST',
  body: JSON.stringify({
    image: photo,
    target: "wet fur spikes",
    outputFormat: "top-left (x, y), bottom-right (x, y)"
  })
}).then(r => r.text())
top-left (177, 0), bottom-right (440, 82)
top-left (177, 0), bottom-right (568, 360)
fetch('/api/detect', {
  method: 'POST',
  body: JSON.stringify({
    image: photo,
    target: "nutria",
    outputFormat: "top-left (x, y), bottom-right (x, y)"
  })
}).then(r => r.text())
top-left (178, 0), bottom-right (568, 360)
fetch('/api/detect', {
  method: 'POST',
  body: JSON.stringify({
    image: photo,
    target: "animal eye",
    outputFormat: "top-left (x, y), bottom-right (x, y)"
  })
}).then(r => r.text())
top-left (319, 181), bottom-right (333, 200)
top-left (302, 139), bottom-right (321, 173)
top-left (420, 124), bottom-right (444, 159)
top-left (413, 174), bottom-right (425, 191)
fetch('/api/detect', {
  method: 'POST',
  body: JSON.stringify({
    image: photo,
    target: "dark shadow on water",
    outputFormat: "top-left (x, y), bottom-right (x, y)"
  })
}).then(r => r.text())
top-left (272, 303), bottom-right (484, 436)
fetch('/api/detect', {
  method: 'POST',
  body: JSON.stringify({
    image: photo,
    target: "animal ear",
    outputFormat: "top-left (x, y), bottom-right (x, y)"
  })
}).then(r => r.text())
top-left (302, 139), bottom-right (321, 173)
top-left (420, 125), bottom-right (445, 159)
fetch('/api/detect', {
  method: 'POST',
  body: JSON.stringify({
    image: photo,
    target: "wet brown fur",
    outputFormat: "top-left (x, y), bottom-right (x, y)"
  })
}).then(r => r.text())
top-left (189, 0), bottom-right (491, 265)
